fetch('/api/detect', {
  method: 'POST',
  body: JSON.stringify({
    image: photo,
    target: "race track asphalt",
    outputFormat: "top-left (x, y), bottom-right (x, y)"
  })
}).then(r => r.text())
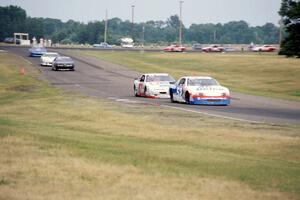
top-left (2, 46), bottom-right (300, 125)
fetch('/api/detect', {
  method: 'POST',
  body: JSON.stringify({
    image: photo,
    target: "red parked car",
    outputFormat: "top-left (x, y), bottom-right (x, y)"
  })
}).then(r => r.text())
top-left (202, 45), bottom-right (224, 52)
top-left (163, 45), bottom-right (186, 52)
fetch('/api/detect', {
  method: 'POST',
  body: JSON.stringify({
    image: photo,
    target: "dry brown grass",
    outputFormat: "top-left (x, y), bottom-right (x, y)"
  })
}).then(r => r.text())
top-left (0, 136), bottom-right (294, 200)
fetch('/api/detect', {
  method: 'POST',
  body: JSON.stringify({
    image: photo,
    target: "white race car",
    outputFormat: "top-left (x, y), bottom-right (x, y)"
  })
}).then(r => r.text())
top-left (169, 76), bottom-right (230, 105)
top-left (134, 73), bottom-right (175, 98)
top-left (40, 52), bottom-right (59, 66)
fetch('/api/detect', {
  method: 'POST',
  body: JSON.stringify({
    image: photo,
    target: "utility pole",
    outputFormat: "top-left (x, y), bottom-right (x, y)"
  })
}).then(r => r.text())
top-left (131, 5), bottom-right (135, 39)
top-left (104, 9), bottom-right (108, 43)
top-left (213, 30), bottom-right (216, 43)
top-left (279, 17), bottom-right (283, 46)
top-left (142, 25), bottom-right (145, 48)
top-left (179, 1), bottom-right (184, 46)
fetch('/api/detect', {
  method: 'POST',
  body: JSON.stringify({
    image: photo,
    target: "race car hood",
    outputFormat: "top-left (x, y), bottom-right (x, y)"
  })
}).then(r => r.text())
top-left (188, 85), bottom-right (230, 96)
top-left (41, 57), bottom-right (56, 62)
top-left (147, 81), bottom-right (171, 89)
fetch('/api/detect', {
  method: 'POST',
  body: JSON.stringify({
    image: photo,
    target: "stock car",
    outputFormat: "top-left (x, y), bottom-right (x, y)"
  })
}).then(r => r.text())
top-left (29, 46), bottom-right (47, 57)
top-left (251, 45), bottom-right (277, 52)
top-left (169, 76), bottom-right (230, 105)
top-left (40, 52), bottom-right (59, 66)
top-left (52, 56), bottom-right (75, 71)
top-left (134, 73), bottom-right (175, 98)
top-left (202, 45), bottom-right (224, 52)
top-left (163, 45), bottom-right (186, 52)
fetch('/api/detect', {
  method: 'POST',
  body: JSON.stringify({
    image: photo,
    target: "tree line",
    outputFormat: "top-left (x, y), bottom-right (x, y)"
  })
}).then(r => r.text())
top-left (1, 5), bottom-right (280, 45)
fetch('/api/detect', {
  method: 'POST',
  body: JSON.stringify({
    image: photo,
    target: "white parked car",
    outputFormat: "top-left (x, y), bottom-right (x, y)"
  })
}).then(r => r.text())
top-left (251, 45), bottom-right (277, 52)
top-left (40, 52), bottom-right (59, 66)
top-left (134, 73), bottom-right (175, 98)
top-left (169, 76), bottom-right (230, 105)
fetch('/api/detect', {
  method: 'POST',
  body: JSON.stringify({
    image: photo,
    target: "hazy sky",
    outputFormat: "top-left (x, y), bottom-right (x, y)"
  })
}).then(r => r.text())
top-left (0, 0), bottom-right (282, 26)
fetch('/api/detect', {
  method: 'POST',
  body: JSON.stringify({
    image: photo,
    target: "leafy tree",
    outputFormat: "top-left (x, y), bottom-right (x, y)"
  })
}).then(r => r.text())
top-left (0, 6), bottom-right (26, 40)
top-left (279, 0), bottom-right (300, 57)
top-left (0, 5), bottom-right (281, 46)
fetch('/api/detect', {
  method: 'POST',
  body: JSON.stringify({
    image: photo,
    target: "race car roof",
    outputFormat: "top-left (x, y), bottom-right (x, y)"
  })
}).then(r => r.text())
top-left (143, 73), bottom-right (170, 76)
top-left (181, 76), bottom-right (214, 79)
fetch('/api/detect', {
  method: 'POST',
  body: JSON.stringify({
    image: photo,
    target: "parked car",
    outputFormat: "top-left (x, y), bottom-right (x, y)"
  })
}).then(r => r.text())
top-left (29, 46), bottom-right (47, 57)
top-left (40, 52), bottom-right (59, 66)
top-left (3, 37), bottom-right (14, 43)
top-left (224, 47), bottom-right (237, 52)
top-left (202, 45), bottom-right (224, 52)
top-left (169, 76), bottom-right (230, 105)
top-left (252, 45), bottom-right (277, 52)
top-left (192, 43), bottom-right (202, 51)
top-left (163, 45), bottom-right (186, 52)
top-left (52, 56), bottom-right (75, 71)
top-left (134, 73), bottom-right (175, 98)
top-left (93, 42), bottom-right (112, 48)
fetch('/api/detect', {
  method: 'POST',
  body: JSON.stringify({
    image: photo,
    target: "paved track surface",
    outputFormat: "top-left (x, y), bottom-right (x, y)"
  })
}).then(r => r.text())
top-left (2, 46), bottom-right (300, 125)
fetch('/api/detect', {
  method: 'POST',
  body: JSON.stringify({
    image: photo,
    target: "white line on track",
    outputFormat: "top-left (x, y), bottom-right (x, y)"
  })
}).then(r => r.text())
top-left (161, 105), bottom-right (264, 124)
top-left (19, 56), bottom-right (33, 65)
top-left (110, 97), bottom-right (264, 124)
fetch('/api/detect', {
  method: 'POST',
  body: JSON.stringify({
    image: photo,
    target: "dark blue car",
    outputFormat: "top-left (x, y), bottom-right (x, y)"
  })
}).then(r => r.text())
top-left (29, 46), bottom-right (47, 57)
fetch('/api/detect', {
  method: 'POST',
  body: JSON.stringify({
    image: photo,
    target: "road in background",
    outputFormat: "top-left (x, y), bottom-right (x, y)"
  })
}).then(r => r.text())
top-left (2, 46), bottom-right (300, 125)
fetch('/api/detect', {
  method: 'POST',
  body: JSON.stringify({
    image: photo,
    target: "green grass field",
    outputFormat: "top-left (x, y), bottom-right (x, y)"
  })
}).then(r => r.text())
top-left (81, 51), bottom-right (300, 101)
top-left (1, 53), bottom-right (300, 199)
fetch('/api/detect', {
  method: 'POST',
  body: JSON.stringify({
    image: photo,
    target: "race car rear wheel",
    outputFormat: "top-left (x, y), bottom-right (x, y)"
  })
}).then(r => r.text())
top-left (144, 86), bottom-right (148, 96)
top-left (134, 85), bottom-right (139, 97)
top-left (185, 92), bottom-right (190, 104)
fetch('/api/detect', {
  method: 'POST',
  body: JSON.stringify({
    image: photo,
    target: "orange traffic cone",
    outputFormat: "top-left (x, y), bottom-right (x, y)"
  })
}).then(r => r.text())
top-left (20, 67), bottom-right (25, 75)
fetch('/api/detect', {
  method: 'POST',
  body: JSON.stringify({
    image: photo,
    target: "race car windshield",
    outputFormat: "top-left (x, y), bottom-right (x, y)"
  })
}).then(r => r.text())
top-left (187, 78), bottom-right (219, 86)
top-left (56, 57), bottom-right (73, 62)
top-left (146, 75), bottom-right (175, 82)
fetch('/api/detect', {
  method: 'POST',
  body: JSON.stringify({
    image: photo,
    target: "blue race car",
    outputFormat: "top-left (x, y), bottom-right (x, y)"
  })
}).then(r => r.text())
top-left (29, 46), bottom-right (47, 57)
top-left (169, 76), bottom-right (231, 105)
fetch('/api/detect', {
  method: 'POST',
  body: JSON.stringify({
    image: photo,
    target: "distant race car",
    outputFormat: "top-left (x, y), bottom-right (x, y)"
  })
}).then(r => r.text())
top-left (40, 52), bottom-right (59, 66)
top-left (252, 45), bottom-right (277, 52)
top-left (163, 45), bottom-right (186, 52)
top-left (29, 46), bottom-right (47, 57)
top-left (52, 56), bottom-right (75, 71)
top-left (169, 76), bottom-right (230, 105)
top-left (134, 73), bottom-right (175, 98)
top-left (202, 45), bottom-right (224, 53)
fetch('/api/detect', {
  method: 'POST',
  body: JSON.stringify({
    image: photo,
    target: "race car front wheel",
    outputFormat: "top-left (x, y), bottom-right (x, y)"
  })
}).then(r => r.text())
top-left (185, 92), bottom-right (190, 104)
top-left (170, 89), bottom-right (175, 103)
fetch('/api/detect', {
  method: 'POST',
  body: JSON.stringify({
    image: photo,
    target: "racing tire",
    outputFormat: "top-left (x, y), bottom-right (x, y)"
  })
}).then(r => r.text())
top-left (134, 86), bottom-right (139, 97)
top-left (185, 92), bottom-right (191, 104)
top-left (144, 86), bottom-right (148, 96)
top-left (170, 90), bottom-right (175, 103)
top-left (52, 66), bottom-right (57, 71)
